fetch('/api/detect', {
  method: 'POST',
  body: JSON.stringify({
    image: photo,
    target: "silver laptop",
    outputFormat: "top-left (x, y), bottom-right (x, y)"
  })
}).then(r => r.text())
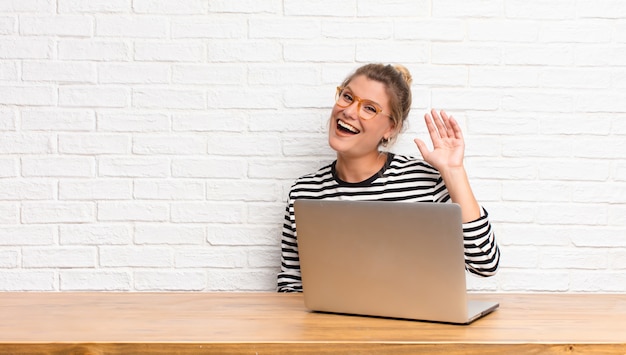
top-left (294, 199), bottom-right (499, 325)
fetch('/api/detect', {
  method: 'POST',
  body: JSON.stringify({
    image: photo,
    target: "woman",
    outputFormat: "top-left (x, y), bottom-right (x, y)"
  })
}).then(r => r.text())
top-left (277, 63), bottom-right (500, 293)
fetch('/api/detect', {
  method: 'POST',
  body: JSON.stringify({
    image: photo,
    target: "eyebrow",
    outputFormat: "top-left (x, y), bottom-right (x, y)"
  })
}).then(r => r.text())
top-left (343, 85), bottom-right (383, 108)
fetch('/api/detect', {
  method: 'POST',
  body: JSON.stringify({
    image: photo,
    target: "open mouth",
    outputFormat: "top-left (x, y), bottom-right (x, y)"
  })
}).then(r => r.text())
top-left (337, 119), bottom-right (360, 134)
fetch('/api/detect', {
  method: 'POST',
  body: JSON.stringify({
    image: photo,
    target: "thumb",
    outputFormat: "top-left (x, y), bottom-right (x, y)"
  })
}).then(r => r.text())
top-left (413, 138), bottom-right (429, 159)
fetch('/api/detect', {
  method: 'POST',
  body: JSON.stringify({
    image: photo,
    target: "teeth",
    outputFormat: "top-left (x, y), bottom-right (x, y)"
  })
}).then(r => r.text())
top-left (338, 119), bottom-right (360, 134)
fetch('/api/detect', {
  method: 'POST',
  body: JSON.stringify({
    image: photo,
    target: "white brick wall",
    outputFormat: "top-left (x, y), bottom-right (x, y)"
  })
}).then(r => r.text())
top-left (0, 0), bottom-right (624, 293)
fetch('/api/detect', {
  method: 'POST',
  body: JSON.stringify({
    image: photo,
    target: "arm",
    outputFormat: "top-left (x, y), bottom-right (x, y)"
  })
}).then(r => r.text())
top-left (276, 199), bottom-right (303, 292)
top-left (416, 109), bottom-right (499, 275)
top-left (414, 109), bottom-right (480, 222)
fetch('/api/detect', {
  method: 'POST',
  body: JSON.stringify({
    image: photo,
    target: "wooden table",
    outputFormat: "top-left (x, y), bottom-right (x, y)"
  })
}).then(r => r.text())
top-left (0, 292), bottom-right (624, 354)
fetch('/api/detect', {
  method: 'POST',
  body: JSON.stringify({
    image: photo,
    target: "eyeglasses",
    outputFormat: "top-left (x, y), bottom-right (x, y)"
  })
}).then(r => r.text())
top-left (335, 86), bottom-right (389, 120)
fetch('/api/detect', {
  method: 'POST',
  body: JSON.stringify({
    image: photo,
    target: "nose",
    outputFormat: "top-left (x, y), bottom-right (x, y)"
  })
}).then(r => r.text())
top-left (341, 101), bottom-right (360, 120)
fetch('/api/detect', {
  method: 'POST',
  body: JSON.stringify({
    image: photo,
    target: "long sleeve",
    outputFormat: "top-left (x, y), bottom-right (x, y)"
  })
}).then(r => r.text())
top-left (276, 199), bottom-right (302, 292)
top-left (462, 208), bottom-right (500, 276)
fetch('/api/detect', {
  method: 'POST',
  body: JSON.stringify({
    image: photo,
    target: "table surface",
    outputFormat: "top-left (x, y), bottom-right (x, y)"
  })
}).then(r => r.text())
top-left (1, 292), bottom-right (625, 354)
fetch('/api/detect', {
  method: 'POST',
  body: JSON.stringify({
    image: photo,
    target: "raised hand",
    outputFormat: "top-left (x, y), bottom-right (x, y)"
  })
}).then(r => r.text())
top-left (413, 109), bottom-right (465, 172)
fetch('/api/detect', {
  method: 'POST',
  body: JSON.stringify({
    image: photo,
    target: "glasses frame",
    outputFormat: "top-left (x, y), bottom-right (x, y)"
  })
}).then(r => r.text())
top-left (335, 86), bottom-right (390, 121)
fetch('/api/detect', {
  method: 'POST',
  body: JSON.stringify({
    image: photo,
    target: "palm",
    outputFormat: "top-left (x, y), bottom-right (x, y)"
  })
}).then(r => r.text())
top-left (414, 109), bottom-right (465, 171)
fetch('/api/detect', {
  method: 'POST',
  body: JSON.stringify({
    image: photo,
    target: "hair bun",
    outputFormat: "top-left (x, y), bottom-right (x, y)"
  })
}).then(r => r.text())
top-left (392, 64), bottom-right (413, 86)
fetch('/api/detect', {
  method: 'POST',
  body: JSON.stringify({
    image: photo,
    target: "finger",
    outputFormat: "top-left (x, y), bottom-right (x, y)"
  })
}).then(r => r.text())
top-left (430, 108), bottom-right (448, 138)
top-left (439, 110), bottom-right (456, 138)
top-left (423, 113), bottom-right (441, 145)
top-left (447, 115), bottom-right (464, 140)
top-left (413, 138), bottom-right (429, 159)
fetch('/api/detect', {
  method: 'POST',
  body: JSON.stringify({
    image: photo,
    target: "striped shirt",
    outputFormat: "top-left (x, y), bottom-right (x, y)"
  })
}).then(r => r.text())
top-left (277, 153), bottom-right (500, 293)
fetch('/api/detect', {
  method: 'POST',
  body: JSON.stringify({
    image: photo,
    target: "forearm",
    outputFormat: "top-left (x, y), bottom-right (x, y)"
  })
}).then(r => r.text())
top-left (439, 166), bottom-right (480, 222)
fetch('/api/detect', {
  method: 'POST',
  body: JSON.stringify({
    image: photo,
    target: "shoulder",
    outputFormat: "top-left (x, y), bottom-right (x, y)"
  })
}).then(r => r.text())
top-left (288, 161), bottom-right (336, 199)
top-left (388, 154), bottom-right (438, 174)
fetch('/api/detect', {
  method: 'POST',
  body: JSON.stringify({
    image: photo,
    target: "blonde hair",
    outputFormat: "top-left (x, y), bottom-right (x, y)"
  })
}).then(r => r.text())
top-left (340, 63), bottom-right (413, 145)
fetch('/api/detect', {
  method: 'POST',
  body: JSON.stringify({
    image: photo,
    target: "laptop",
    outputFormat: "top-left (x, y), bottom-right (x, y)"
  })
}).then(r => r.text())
top-left (294, 199), bottom-right (499, 325)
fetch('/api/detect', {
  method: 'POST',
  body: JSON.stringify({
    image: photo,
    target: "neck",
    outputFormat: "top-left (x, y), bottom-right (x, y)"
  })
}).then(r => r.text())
top-left (335, 151), bottom-right (388, 183)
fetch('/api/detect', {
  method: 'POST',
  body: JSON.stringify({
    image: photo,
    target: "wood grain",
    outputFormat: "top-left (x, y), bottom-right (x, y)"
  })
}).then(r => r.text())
top-left (0, 292), bottom-right (624, 354)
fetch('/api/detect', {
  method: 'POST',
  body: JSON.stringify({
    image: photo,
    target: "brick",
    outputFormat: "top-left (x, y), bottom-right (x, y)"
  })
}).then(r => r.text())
top-left (0, 226), bottom-right (55, 245)
top-left (538, 160), bottom-right (609, 181)
top-left (134, 270), bottom-right (206, 291)
top-left (134, 180), bottom-right (205, 200)
top-left (100, 246), bottom-right (172, 267)
top-left (134, 41), bottom-right (204, 62)
top-left (60, 271), bottom-right (132, 291)
top-left (171, 202), bottom-right (245, 223)
top-left (358, 0), bottom-right (430, 16)
top-left (576, 0), bottom-right (626, 19)
top-left (0, 86), bottom-right (55, 106)
top-left (502, 137), bottom-right (571, 158)
top-left (0, 0), bottom-right (54, 12)
top-left (536, 203), bottom-right (608, 225)
top-left (469, 67), bottom-right (539, 88)
top-left (99, 157), bottom-right (170, 178)
top-left (133, 88), bottom-right (206, 110)
top-left (432, 44), bottom-right (502, 65)
top-left (58, 134), bottom-right (130, 154)
top-left (59, 179), bottom-right (132, 200)
top-left (98, 63), bottom-right (170, 84)
top-left (206, 179), bottom-right (280, 202)
top-left (504, 45), bottom-right (573, 65)
top-left (22, 109), bottom-right (95, 131)
top-left (172, 112), bottom-right (247, 132)
top-left (207, 88), bottom-right (281, 109)
top-left (22, 202), bottom-right (95, 224)
top-left (0, 158), bottom-right (17, 177)
top-left (433, 0), bottom-right (503, 17)
top-left (208, 40), bottom-right (281, 62)
top-left (59, 86), bottom-right (129, 108)
top-left (0, 17), bottom-right (16, 35)
top-left (0, 249), bottom-right (18, 267)
top-left (502, 181), bottom-right (570, 202)
top-left (356, 41), bottom-right (429, 63)
top-left (500, 270), bottom-right (569, 292)
top-left (206, 133), bottom-right (281, 156)
top-left (0, 180), bottom-right (55, 200)
top-left (206, 225), bottom-right (279, 246)
top-left (95, 15), bottom-right (168, 38)
top-left (22, 157), bottom-right (95, 177)
top-left (247, 202), bottom-right (284, 224)
top-left (248, 111), bottom-right (324, 132)
top-left (505, 0), bottom-right (576, 19)
top-left (284, 0), bottom-right (354, 16)
top-left (135, 224), bottom-right (205, 245)
top-left (206, 269), bottom-right (276, 291)
top-left (20, 15), bottom-right (93, 36)
top-left (58, 40), bottom-right (129, 61)
top-left (0, 60), bottom-right (18, 80)
top-left (22, 61), bottom-right (96, 83)
top-left (23, 247), bottom-right (96, 268)
top-left (60, 225), bottom-right (131, 245)
top-left (175, 247), bottom-right (247, 268)
top-left (171, 19), bottom-right (246, 39)
top-left (0, 271), bottom-right (55, 291)
top-left (97, 112), bottom-right (169, 132)
top-left (395, 20), bottom-right (464, 41)
top-left (284, 44), bottom-right (355, 62)
top-left (172, 64), bottom-right (245, 85)
top-left (0, 203), bottom-right (18, 224)
top-left (133, 0), bottom-right (208, 14)
top-left (570, 271), bottom-right (626, 292)
top-left (468, 19), bottom-right (539, 42)
top-left (210, 0), bottom-right (281, 14)
top-left (58, 0), bottom-right (130, 13)
top-left (97, 202), bottom-right (169, 222)
top-left (133, 135), bottom-right (206, 155)
top-left (249, 19), bottom-right (320, 39)
top-left (248, 64), bottom-right (320, 85)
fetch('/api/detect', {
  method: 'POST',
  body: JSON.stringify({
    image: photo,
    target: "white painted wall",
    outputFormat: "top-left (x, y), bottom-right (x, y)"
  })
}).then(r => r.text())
top-left (1, 0), bottom-right (625, 292)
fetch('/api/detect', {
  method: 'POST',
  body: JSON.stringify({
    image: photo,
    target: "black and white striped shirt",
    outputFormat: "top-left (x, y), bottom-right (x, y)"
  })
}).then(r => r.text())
top-left (277, 153), bottom-right (500, 293)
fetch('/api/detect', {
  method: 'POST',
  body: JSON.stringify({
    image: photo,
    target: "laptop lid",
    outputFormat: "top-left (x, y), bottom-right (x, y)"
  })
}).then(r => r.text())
top-left (294, 199), bottom-right (498, 324)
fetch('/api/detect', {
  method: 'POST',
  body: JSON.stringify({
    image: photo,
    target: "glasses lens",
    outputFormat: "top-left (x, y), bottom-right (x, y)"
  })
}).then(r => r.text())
top-left (359, 101), bottom-right (379, 120)
top-left (336, 88), bottom-right (352, 107)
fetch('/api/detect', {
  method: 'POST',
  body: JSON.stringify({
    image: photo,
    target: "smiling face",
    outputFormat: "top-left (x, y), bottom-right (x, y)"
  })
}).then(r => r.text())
top-left (328, 75), bottom-right (396, 159)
